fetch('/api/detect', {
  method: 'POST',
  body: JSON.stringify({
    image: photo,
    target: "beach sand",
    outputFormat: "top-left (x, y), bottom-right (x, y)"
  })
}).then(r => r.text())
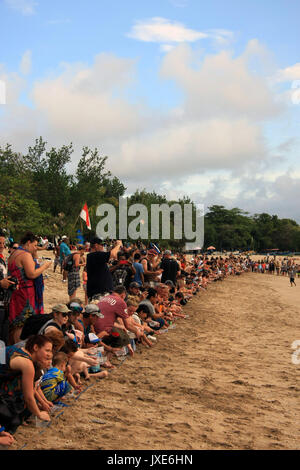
top-left (10, 257), bottom-right (300, 450)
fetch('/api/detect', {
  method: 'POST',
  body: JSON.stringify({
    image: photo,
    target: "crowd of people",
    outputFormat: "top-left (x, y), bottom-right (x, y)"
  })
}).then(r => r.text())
top-left (0, 229), bottom-right (287, 447)
top-left (248, 258), bottom-right (299, 286)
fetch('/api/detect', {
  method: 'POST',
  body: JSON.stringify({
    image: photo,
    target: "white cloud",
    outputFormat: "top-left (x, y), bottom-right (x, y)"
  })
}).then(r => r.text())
top-left (160, 44), bottom-right (282, 121)
top-left (116, 118), bottom-right (266, 180)
top-left (4, 0), bottom-right (38, 15)
top-left (1, 40), bottom-right (297, 219)
top-left (275, 63), bottom-right (300, 82)
top-left (205, 29), bottom-right (234, 48)
top-left (160, 44), bottom-right (175, 53)
top-left (20, 50), bottom-right (32, 75)
top-left (127, 17), bottom-right (208, 43)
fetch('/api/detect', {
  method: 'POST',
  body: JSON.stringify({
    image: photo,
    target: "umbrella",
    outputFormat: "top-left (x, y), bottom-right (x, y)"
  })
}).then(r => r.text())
top-left (207, 246), bottom-right (216, 250)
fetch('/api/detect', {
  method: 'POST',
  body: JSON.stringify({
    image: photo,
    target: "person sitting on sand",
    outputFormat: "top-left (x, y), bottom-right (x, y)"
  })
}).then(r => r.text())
top-left (125, 298), bottom-right (154, 348)
top-left (135, 304), bottom-right (158, 341)
top-left (94, 286), bottom-right (144, 355)
top-left (68, 347), bottom-right (109, 383)
top-left (40, 352), bottom-right (73, 402)
top-left (138, 288), bottom-right (166, 330)
top-left (41, 304), bottom-right (69, 336)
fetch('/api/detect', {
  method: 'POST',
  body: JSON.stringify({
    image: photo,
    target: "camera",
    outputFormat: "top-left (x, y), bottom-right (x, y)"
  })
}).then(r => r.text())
top-left (8, 277), bottom-right (18, 290)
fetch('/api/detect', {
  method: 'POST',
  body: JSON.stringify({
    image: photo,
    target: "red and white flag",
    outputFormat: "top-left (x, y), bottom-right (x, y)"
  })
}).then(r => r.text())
top-left (80, 203), bottom-right (91, 230)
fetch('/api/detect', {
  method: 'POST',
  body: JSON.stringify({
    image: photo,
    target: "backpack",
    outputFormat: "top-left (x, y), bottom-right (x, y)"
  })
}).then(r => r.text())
top-left (20, 313), bottom-right (56, 340)
top-left (112, 267), bottom-right (128, 287)
top-left (63, 253), bottom-right (74, 272)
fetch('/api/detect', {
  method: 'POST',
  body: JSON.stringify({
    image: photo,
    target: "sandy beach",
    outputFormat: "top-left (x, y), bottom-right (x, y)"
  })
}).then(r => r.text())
top-left (9, 257), bottom-right (300, 450)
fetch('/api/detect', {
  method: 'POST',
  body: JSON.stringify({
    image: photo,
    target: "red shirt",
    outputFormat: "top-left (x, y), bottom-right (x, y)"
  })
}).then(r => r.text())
top-left (94, 294), bottom-right (129, 334)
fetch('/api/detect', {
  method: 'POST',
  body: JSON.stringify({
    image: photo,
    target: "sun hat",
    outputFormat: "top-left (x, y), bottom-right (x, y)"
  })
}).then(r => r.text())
top-left (52, 304), bottom-right (69, 314)
top-left (85, 304), bottom-right (104, 318)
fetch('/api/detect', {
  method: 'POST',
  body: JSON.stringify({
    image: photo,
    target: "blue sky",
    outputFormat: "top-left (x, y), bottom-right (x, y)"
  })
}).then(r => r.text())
top-left (1, 0), bottom-right (300, 220)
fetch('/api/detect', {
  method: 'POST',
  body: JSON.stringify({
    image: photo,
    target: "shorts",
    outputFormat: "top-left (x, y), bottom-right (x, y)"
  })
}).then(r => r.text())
top-left (102, 327), bottom-right (130, 348)
top-left (54, 258), bottom-right (61, 268)
top-left (67, 270), bottom-right (81, 296)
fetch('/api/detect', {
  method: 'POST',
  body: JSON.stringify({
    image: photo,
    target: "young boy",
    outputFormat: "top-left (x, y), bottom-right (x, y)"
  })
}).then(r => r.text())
top-left (40, 352), bottom-right (73, 402)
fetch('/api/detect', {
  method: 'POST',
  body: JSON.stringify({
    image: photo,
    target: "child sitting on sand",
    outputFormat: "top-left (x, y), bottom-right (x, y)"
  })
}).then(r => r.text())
top-left (68, 347), bottom-right (108, 383)
top-left (40, 352), bottom-right (73, 402)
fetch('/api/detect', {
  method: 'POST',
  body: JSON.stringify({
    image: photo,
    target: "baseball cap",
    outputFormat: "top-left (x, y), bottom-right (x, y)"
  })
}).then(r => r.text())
top-left (69, 302), bottom-right (83, 313)
top-left (61, 235), bottom-right (67, 239)
top-left (88, 333), bottom-right (100, 343)
top-left (85, 304), bottom-right (104, 318)
top-left (52, 304), bottom-right (69, 314)
top-left (164, 280), bottom-right (175, 288)
top-left (129, 282), bottom-right (140, 289)
top-left (164, 250), bottom-right (172, 255)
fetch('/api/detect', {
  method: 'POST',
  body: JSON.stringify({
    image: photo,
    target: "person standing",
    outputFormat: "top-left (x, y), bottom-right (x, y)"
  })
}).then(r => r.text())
top-left (86, 238), bottom-right (122, 301)
top-left (67, 246), bottom-right (85, 301)
top-left (132, 252), bottom-right (145, 287)
top-left (7, 232), bottom-right (51, 342)
top-left (0, 234), bottom-right (16, 344)
top-left (53, 241), bottom-right (62, 273)
top-left (289, 266), bottom-right (297, 287)
top-left (59, 236), bottom-right (71, 283)
top-left (160, 250), bottom-right (181, 286)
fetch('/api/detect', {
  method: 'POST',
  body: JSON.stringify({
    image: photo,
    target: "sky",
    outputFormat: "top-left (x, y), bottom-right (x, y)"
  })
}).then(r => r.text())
top-left (0, 0), bottom-right (300, 221)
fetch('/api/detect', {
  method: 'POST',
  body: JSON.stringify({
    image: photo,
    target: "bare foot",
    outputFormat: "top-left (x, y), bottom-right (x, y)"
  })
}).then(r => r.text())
top-left (93, 370), bottom-right (109, 379)
top-left (102, 361), bottom-right (116, 369)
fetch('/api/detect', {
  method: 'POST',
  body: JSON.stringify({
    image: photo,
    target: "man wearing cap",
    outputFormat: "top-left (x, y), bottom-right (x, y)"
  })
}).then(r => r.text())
top-left (86, 238), bottom-right (123, 301)
top-left (160, 250), bottom-right (181, 285)
top-left (127, 282), bottom-right (142, 304)
top-left (59, 236), bottom-right (71, 282)
top-left (80, 304), bottom-right (108, 347)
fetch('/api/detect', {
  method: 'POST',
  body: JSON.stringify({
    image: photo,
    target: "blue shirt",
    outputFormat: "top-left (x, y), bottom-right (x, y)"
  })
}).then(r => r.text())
top-left (133, 262), bottom-right (144, 286)
top-left (60, 242), bottom-right (71, 262)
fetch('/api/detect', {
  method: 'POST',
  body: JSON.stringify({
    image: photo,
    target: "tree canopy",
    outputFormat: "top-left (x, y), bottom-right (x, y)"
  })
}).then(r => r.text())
top-left (1, 139), bottom-right (299, 252)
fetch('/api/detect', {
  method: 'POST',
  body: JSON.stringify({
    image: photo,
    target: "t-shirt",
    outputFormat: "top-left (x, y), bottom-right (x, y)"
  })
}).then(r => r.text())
top-left (160, 258), bottom-right (180, 284)
top-left (86, 251), bottom-right (112, 299)
top-left (138, 299), bottom-right (156, 319)
top-left (94, 294), bottom-right (129, 334)
top-left (133, 262), bottom-right (144, 286)
top-left (59, 242), bottom-right (71, 262)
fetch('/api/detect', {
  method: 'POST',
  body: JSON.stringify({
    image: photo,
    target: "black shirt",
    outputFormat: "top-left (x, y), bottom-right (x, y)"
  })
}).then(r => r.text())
top-left (160, 258), bottom-right (180, 284)
top-left (86, 251), bottom-right (112, 298)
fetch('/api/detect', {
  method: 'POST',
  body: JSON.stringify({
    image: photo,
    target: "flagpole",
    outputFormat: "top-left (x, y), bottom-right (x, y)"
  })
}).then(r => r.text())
top-left (72, 214), bottom-right (80, 230)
